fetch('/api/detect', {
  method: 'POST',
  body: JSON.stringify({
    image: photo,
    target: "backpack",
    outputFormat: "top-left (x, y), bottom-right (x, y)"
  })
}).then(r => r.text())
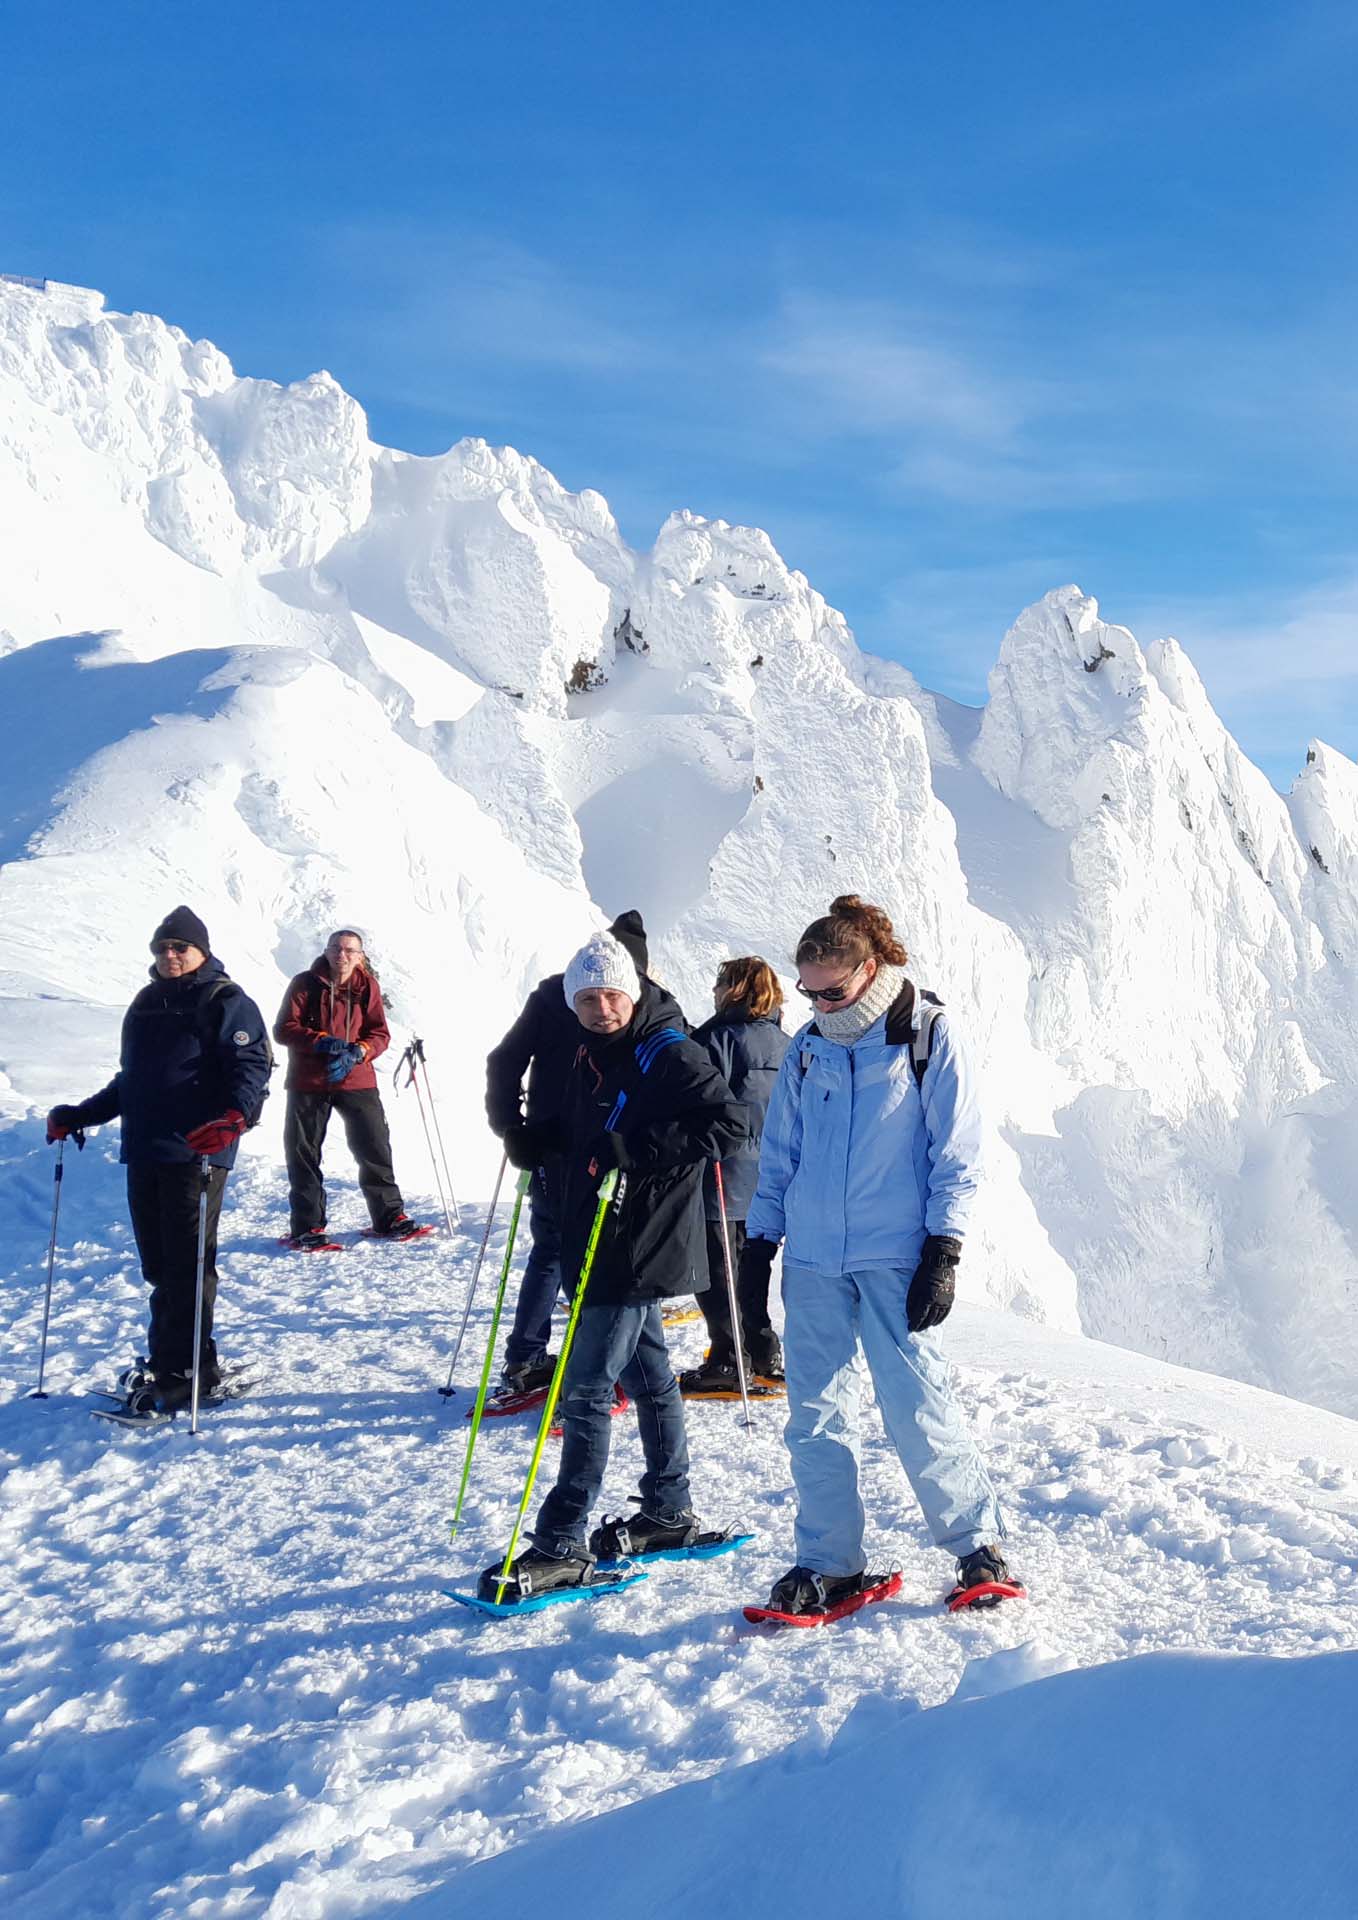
top-left (198, 974), bottom-right (276, 1119)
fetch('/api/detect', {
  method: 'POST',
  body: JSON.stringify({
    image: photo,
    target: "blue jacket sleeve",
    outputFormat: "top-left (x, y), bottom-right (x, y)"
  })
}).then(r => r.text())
top-left (744, 1041), bottom-right (805, 1244)
top-left (211, 986), bottom-right (274, 1125)
top-left (919, 1012), bottom-right (983, 1238)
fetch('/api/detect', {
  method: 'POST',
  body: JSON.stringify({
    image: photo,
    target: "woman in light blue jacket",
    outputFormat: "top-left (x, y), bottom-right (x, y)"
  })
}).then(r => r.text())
top-left (746, 895), bottom-right (1022, 1620)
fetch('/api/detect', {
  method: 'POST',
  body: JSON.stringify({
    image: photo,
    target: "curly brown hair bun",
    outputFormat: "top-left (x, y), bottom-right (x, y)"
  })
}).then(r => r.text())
top-left (795, 895), bottom-right (908, 969)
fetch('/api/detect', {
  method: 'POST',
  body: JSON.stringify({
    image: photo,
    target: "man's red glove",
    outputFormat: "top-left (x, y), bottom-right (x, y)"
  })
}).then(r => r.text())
top-left (184, 1110), bottom-right (246, 1155)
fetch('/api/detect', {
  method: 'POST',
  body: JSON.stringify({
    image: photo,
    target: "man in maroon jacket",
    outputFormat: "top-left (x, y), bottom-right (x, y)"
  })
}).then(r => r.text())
top-left (274, 930), bottom-right (422, 1247)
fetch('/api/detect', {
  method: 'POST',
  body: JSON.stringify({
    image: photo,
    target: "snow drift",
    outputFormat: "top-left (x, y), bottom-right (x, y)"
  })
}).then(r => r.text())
top-left (416, 1647), bottom-right (1358, 1920)
top-left (4, 274), bottom-right (1358, 1415)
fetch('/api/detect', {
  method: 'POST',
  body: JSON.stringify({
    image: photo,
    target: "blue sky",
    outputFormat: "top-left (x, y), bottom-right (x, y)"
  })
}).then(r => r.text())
top-left (4, 0), bottom-right (1356, 784)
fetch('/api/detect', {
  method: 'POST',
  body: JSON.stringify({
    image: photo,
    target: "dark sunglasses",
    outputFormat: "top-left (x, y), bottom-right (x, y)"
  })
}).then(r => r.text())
top-left (153, 940), bottom-right (192, 955)
top-left (795, 968), bottom-right (861, 1003)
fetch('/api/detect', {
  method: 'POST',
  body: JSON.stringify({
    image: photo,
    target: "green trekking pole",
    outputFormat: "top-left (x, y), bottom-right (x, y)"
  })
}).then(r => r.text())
top-left (494, 1169), bottom-right (620, 1605)
top-left (449, 1168), bottom-right (532, 1540)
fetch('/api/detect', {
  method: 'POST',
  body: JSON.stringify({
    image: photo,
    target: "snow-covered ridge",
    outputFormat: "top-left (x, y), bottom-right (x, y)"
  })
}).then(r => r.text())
top-left (4, 277), bottom-right (1358, 1414)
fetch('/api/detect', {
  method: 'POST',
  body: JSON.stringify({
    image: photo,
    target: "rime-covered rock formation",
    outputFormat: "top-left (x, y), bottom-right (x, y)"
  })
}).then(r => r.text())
top-left (4, 275), bottom-right (1357, 1411)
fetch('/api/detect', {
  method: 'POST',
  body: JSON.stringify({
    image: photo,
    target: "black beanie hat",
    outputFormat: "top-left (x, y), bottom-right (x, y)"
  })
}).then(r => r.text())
top-left (150, 905), bottom-right (211, 953)
top-left (608, 909), bottom-right (649, 976)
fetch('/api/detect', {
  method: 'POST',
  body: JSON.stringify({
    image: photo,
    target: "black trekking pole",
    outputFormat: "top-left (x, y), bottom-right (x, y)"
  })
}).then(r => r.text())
top-left (713, 1162), bottom-right (754, 1429)
top-left (32, 1129), bottom-right (83, 1398)
top-left (398, 1038), bottom-right (459, 1236)
top-left (188, 1153), bottom-right (212, 1437)
top-left (439, 1149), bottom-right (508, 1397)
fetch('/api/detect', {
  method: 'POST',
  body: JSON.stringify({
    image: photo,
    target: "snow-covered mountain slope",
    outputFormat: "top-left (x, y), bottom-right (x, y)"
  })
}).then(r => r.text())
top-left (3, 1158), bottom-right (1357, 1919)
top-left (4, 274), bottom-right (1358, 1414)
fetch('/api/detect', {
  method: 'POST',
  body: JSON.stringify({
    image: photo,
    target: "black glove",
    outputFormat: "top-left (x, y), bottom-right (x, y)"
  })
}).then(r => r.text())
top-left (906, 1234), bottom-right (961, 1332)
top-left (738, 1237), bottom-right (778, 1290)
top-left (587, 1131), bottom-right (633, 1178)
top-left (46, 1104), bottom-right (89, 1146)
top-left (504, 1123), bottom-right (553, 1171)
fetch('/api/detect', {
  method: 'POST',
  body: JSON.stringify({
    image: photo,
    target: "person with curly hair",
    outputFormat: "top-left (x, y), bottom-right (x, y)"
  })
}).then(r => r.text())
top-left (746, 895), bottom-right (1022, 1617)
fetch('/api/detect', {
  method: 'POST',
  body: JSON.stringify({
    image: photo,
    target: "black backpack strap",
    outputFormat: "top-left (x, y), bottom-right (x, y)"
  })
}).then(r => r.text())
top-left (884, 979), bottom-right (944, 1088)
top-left (198, 974), bottom-right (277, 1084)
top-left (910, 993), bottom-right (944, 1089)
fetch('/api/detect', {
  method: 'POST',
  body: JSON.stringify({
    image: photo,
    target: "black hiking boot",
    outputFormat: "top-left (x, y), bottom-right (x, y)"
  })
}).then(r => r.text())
top-left (288, 1228), bottom-right (334, 1252)
top-left (765, 1565), bottom-right (872, 1616)
top-left (749, 1335), bottom-right (785, 1384)
top-left (678, 1357), bottom-right (739, 1394)
top-left (948, 1544), bottom-right (1025, 1610)
top-left (589, 1508), bottom-right (702, 1559)
top-left (476, 1543), bottom-right (595, 1603)
top-left (376, 1212), bottom-right (425, 1241)
top-left (499, 1354), bottom-right (558, 1395)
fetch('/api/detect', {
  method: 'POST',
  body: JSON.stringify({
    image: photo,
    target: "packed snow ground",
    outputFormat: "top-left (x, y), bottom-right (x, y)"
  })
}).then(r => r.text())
top-left (4, 1133), bottom-right (1357, 1918)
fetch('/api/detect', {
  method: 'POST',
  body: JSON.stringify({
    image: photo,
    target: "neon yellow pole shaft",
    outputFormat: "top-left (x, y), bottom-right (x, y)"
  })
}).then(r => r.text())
top-left (450, 1168), bottom-right (532, 1540)
top-left (494, 1168), bottom-right (619, 1604)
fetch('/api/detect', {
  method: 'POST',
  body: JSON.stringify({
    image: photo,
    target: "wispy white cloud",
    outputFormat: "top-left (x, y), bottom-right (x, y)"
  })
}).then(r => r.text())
top-left (323, 221), bottom-right (668, 388)
top-left (762, 292), bottom-right (1033, 443)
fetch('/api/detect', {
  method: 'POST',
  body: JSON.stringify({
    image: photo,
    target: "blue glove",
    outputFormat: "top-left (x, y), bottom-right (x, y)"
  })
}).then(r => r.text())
top-left (325, 1043), bottom-right (364, 1084)
top-left (314, 1036), bottom-right (348, 1056)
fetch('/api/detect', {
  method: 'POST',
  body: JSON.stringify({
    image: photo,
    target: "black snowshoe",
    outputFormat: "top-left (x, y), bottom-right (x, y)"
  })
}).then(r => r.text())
top-left (93, 1361), bottom-right (240, 1425)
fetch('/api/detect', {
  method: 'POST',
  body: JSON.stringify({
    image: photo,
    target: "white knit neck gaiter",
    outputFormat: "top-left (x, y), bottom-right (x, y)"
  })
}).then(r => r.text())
top-left (814, 961), bottom-right (908, 1047)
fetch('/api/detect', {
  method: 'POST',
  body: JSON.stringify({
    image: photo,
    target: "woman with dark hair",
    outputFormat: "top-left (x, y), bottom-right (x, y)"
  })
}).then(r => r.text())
top-left (680, 957), bottom-right (791, 1398)
top-left (745, 896), bottom-right (1022, 1618)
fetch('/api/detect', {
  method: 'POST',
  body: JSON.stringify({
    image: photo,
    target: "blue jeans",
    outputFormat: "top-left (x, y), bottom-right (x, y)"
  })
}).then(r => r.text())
top-left (504, 1163), bottom-right (563, 1368)
top-left (782, 1259), bottom-right (1004, 1574)
top-left (533, 1301), bottom-right (692, 1553)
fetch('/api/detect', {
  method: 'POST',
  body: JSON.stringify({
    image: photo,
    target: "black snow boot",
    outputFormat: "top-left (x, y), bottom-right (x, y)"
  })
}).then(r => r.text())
top-left (678, 1357), bottom-right (742, 1395)
top-left (476, 1543), bottom-right (595, 1603)
top-left (766, 1565), bottom-right (871, 1616)
top-left (376, 1212), bottom-right (426, 1241)
top-left (948, 1544), bottom-right (1025, 1610)
top-left (589, 1508), bottom-right (702, 1559)
top-left (749, 1334), bottom-right (785, 1383)
top-left (499, 1354), bottom-right (558, 1395)
top-left (956, 1544), bottom-right (1012, 1586)
top-left (151, 1370), bottom-right (196, 1412)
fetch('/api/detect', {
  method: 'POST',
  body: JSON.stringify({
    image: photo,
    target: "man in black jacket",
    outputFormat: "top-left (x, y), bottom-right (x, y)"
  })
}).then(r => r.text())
top-left (46, 906), bottom-right (272, 1414)
top-left (478, 930), bottom-right (745, 1601)
top-left (484, 909), bottom-right (657, 1395)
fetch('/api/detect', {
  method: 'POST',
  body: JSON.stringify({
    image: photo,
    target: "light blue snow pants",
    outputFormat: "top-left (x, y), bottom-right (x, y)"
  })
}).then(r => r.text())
top-left (781, 1260), bottom-right (1004, 1575)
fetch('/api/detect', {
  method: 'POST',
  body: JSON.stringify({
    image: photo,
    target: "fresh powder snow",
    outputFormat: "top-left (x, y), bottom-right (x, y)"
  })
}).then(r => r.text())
top-left (1, 275), bottom-right (1356, 1916)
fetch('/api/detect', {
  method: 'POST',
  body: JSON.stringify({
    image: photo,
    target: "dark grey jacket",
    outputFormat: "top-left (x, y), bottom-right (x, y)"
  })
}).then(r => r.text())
top-left (692, 1010), bottom-right (790, 1219)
